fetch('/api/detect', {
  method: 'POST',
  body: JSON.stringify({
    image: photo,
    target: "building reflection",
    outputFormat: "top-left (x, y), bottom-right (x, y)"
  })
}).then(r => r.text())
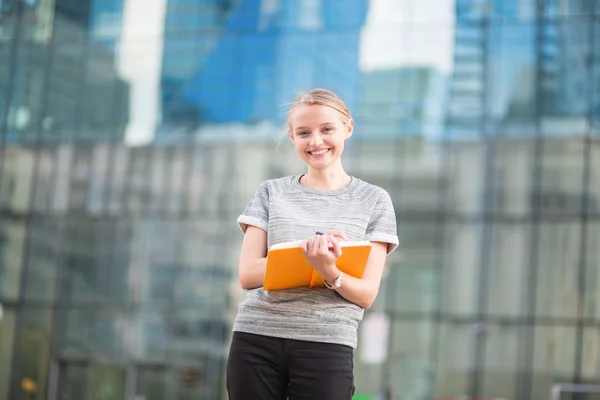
top-left (0, 0), bottom-right (599, 399)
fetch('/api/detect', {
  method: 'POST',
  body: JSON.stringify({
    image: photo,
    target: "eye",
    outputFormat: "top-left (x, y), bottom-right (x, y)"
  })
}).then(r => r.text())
top-left (297, 131), bottom-right (309, 136)
top-left (322, 127), bottom-right (334, 133)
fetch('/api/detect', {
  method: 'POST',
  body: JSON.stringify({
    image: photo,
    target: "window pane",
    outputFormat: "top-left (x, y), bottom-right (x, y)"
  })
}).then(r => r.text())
top-left (0, 217), bottom-right (25, 300)
top-left (46, 44), bottom-right (86, 139)
top-left (59, 362), bottom-right (89, 400)
top-left (489, 141), bottom-right (533, 216)
top-left (590, 143), bottom-right (600, 215)
top-left (105, 220), bottom-right (132, 304)
top-left (130, 311), bottom-right (168, 362)
top-left (487, 222), bottom-right (530, 317)
top-left (538, 140), bottom-right (586, 215)
top-left (531, 326), bottom-right (578, 399)
top-left (0, 146), bottom-right (35, 214)
top-left (88, 312), bottom-right (126, 361)
top-left (167, 146), bottom-right (189, 214)
top-left (435, 323), bottom-right (477, 397)
top-left (447, 143), bottom-right (486, 215)
top-left (55, 310), bottom-right (88, 357)
top-left (585, 221), bottom-right (600, 319)
top-left (131, 219), bottom-right (180, 306)
top-left (25, 218), bottom-right (60, 302)
top-left (0, 306), bottom-right (15, 400)
top-left (442, 222), bottom-right (483, 316)
top-left (481, 324), bottom-right (523, 399)
top-left (91, 365), bottom-right (125, 400)
top-left (136, 366), bottom-right (169, 400)
top-left (582, 328), bottom-right (600, 380)
top-left (394, 142), bottom-right (444, 215)
top-left (389, 321), bottom-right (433, 399)
top-left (169, 309), bottom-right (229, 363)
top-left (32, 148), bottom-right (59, 213)
top-left (385, 221), bottom-right (438, 313)
top-left (491, 23), bottom-right (536, 132)
top-left (19, 308), bottom-right (51, 400)
top-left (536, 222), bottom-right (581, 318)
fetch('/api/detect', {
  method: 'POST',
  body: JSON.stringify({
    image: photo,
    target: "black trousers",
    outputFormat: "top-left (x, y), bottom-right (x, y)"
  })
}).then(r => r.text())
top-left (226, 331), bottom-right (355, 400)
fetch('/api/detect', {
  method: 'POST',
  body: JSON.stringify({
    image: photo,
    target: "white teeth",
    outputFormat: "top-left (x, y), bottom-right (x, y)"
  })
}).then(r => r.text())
top-left (311, 149), bottom-right (329, 156)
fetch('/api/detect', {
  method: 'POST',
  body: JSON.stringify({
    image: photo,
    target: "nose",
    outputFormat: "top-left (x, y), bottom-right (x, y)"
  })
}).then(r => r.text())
top-left (309, 132), bottom-right (323, 147)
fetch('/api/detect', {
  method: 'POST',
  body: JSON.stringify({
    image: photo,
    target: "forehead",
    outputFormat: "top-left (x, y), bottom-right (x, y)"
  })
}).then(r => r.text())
top-left (290, 105), bottom-right (342, 128)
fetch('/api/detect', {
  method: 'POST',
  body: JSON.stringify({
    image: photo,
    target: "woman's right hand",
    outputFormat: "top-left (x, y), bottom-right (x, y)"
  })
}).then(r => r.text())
top-left (325, 230), bottom-right (348, 242)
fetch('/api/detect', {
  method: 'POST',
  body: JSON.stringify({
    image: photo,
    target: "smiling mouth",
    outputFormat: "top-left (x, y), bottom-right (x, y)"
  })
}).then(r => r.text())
top-left (308, 149), bottom-right (331, 157)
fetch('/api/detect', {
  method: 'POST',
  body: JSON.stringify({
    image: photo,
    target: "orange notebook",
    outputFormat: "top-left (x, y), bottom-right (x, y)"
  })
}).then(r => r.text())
top-left (263, 240), bottom-right (372, 291)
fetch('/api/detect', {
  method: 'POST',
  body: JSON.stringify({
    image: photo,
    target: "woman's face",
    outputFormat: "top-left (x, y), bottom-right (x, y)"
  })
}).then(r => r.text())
top-left (288, 105), bottom-right (353, 171)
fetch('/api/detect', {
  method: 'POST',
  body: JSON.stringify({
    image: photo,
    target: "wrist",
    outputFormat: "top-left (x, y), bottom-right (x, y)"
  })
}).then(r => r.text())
top-left (323, 264), bottom-right (341, 284)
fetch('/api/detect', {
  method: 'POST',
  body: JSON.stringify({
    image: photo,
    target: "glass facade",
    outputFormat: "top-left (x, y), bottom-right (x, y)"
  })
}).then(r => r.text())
top-left (0, 0), bottom-right (599, 399)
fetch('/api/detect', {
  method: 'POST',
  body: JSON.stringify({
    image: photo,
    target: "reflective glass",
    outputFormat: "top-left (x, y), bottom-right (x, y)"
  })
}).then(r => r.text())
top-left (25, 218), bottom-right (61, 302)
top-left (441, 222), bottom-right (484, 316)
top-left (0, 306), bottom-right (15, 400)
top-left (386, 221), bottom-right (438, 314)
top-left (54, 309), bottom-right (88, 357)
top-left (1, 0), bottom-right (599, 399)
top-left (130, 312), bottom-right (169, 362)
top-left (535, 222), bottom-right (581, 319)
top-left (446, 143), bottom-right (487, 215)
top-left (486, 222), bottom-right (530, 317)
top-left (531, 326), bottom-right (578, 399)
top-left (88, 312), bottom-right (127, 361)
top-left (388, 321), bottom-right (433, 399)
top-left (0, 216), bottom-right (25, 301)
top-left (435, 322), bottom-right (477, 397)
top-left (58, 362), bottom-right (89, 400)
top-left (582, 328), bottom-right (600, 380)
top-left (91, 365), bottom-right (125, 400)
top-left (135, 365), bottom-right (169, 400)
top-left (488, 140), bottom-right (533, 216)
top-left (591, 142), bottom-right (600, 215)
top-left (481, 324), bottom-right (524, 399)
top-left (18, 307), bottom-right (52, 399)
top-left (584, 221), bottom-right (600, 319)
top-left (489, 23), bottom-right (536, 134)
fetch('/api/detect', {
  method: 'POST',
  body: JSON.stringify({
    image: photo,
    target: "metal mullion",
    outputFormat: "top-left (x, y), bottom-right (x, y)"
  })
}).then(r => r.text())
top-left (572, 2), bottom-right (597, 387)
top-left (162, 145), bottom-right (177, 214)
top-left (73, 34), bottom-right (91, 141)
top-left (179, 143), bottom-right (196, 217)
top-left (520, 1), bottom-right (548, 398)
top-left (7, 134), bottom-right (43, 400)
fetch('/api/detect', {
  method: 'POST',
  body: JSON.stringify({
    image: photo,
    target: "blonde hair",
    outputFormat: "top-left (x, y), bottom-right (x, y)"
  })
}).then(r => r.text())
top-left (285, 88), bottom-right (352, 131)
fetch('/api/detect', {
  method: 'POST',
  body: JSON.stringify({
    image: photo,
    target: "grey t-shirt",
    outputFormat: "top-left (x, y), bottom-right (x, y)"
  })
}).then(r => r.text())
top-left (233, 175), bottom-right (398, 349)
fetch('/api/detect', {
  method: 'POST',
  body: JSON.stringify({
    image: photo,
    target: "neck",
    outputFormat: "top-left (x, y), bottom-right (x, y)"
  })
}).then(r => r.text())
top-left (303, 166), bottom-right (349, 190)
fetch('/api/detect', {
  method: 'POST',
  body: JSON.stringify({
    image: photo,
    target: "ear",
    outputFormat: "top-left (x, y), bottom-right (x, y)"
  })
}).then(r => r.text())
top-left (288, 128), bottom-right (294, 142)
top-left (345, 119), bottom-right (354, 139)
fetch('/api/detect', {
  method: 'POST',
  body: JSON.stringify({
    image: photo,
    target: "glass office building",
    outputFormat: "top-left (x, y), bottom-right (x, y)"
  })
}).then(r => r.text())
top-left (0, 0), bottom-right (599, 399)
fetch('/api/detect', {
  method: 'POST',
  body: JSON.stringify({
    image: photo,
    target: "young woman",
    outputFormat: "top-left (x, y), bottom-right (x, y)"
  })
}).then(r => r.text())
top-left (226, 88), bottom-right (398, 400)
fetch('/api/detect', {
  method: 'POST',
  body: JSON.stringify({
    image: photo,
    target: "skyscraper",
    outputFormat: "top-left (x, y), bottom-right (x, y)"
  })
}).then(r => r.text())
top-left (158, 0), bottom-right (368, 139)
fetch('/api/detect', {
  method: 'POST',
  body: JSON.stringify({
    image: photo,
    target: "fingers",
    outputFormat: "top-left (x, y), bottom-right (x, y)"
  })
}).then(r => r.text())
top-left (326, 230), bottom-right (348, 241)
top-left (319, 234), bottom-right (329, 255)
top-left (306, 236), bottom-right (321, 256)
top-left (330, 235), bottom-right (343, 258)
top-left (304, 234), bottom-right (342, 259)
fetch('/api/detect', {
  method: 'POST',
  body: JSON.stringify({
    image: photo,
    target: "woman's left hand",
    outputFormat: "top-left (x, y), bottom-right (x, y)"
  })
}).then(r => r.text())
top-left (301, 234), bottom-right (342, 281)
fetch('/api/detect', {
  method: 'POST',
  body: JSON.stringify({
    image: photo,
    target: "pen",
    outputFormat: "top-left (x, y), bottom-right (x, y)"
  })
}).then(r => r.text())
top-left (315, 231), bottom-right (324, 235)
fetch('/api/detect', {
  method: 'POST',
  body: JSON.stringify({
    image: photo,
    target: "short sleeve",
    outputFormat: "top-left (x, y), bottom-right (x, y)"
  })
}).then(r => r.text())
top-left (237, 182), bottom-right (269, 233)
top-left (365, 190), bottom-right (399, 254)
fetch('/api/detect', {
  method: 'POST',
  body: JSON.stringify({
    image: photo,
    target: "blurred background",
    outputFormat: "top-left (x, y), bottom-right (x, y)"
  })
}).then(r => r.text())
top-left (0, 0), bottom-right (599, 399)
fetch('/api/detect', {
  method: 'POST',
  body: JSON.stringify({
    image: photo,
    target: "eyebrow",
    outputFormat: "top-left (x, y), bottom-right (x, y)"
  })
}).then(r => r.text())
top-left (294, 122), bottom-right (335, 130)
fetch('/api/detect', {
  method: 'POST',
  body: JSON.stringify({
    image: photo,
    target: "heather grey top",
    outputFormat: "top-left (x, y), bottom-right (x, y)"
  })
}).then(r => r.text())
top-left (233, 175), bottom-right (398, 349)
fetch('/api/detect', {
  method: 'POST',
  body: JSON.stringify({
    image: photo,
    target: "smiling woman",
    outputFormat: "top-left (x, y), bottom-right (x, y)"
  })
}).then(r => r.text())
top-left (226, 88), bottom-right (399, 400)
